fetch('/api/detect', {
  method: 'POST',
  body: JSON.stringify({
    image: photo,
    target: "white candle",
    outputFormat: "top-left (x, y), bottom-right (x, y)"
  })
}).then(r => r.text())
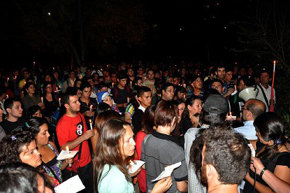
top-left (89, 119), bottom-right (93, 130)
top-left (58, 98), bottom-right (61, 107)
top-left (90, 105), bottom-right (93, 112)
top-left (66, 146), bottom-right (69, 153)
top-left (41, 97), bottom-right (43, 103)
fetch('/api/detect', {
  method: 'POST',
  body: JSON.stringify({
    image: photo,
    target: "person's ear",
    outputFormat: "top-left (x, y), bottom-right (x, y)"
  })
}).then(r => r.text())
top-left (6, 108), bottom-right (11, 114)
top-left (207, 164), bottom-right (217, 179)
top-left (268, 140), bottom-right (274, 146)
top-left (64, 103), bottom-right (69, 109)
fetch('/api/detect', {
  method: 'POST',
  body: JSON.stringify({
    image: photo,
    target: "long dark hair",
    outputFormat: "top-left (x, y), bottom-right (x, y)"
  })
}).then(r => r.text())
top-left (254, 112), bottom-right (287, 160)
top-left (94, 119), bottom-right (131, 191)
top-left (24, 117), bottom-right (47, 138)
top-left (142, 105), bottom-right (155, 134)
top-left (179, 96), bottom-right (201, 134)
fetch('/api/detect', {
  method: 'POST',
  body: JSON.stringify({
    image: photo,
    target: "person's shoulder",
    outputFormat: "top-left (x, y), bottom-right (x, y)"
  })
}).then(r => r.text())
top-left (276, 152), bottom-right (290, 166)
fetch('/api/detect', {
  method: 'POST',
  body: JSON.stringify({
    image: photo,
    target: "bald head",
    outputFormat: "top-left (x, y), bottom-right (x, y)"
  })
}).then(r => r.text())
top-left (245, 99), bottom-right (266, 120)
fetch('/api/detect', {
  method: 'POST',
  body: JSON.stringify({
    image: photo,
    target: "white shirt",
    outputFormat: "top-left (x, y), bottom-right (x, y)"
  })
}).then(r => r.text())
top-left (234, 121), bottom-right (257, 140)
top-left (256, 83), bottom-right (275, 112)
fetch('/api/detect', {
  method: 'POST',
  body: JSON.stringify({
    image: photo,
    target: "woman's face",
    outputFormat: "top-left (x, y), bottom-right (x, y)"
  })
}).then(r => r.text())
top-left (188, 99), bottom-right (202, 115)
top-left (19, 140), bottom-right (41, 168)
top-left (33, 110), bottom-right (43, 118)
top-left (45, 84), bottom-right (53, 94)
top-left (119, 125), bottom-right (135, 159)
top-left (27, 85), bottom-right (36, 95)
top-left (36, 123), bottom-right (50, 146)
top-left (177, 103), bottom-right (185, 117)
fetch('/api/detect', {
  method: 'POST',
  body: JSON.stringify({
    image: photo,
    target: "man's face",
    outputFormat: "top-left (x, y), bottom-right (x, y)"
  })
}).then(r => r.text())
top-left (211, 81), bottom-right (223, 94)
top-left (242, 102), bottom-right (250, 121)
top-left (82, 87), bottom-right (92, 99)
top-left (127, 68), bottom-right (134, 77)
top-left (162, 86), bottom-right (174, 101)
top-left (237, 80), bottom-right (246, 91)
top-left (193, 77), bottom-right (203, 89)
top-left (8, 101), bottom-right (23, 118)
top-left (260, 72), bottom-right (269, 85)
top-left (225, 71), bottom-right (233, 82)
top-left (147, 70), bottom-right (154, 80)
top-left (69, 72), bottom-right (75, 79)
top-left (138, 91), bottom-right (152, 108)
top-left (67, 95), bottom-right (80, 113)
top-left (119, 78), bottom-right (127, 88)
top-left (216, 67), bottom-right (225, 80)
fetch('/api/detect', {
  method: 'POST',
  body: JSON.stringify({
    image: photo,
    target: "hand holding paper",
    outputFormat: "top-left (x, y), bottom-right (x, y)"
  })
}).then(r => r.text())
top-left (57, 150), bottom-right (78, 161)
top-left (152, 162), bottom-right (181, 182)
top-left (128, 160), bottom-right (145, 174)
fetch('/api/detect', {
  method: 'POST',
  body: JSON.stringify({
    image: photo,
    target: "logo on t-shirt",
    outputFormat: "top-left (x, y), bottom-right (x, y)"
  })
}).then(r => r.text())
top-left (76, 122), bottom-right (83, 136)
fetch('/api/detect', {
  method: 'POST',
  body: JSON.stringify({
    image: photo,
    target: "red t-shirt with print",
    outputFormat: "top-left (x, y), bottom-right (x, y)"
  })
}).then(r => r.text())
top-left (56, 113), bottom-right (91, 167)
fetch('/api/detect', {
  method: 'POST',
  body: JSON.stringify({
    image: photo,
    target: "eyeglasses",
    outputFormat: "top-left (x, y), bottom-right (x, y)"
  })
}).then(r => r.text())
top-left (242, 106), bottom-right (249, 111)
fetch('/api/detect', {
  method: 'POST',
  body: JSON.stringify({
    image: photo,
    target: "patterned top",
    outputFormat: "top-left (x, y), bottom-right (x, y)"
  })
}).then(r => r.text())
top-left (42, 143), bottom-right (63, 185)
top-left (125, 103), bottom-right (135, 118)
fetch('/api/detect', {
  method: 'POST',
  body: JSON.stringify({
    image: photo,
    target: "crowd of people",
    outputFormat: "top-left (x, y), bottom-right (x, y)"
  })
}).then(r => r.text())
top-left (0, 61), bottom-right (289, 193)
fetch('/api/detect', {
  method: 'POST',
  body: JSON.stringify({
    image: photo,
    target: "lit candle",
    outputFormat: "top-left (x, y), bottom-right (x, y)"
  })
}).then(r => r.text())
top-left (41, 97), bottom-right (43, 103)
top-left (58, 98), bottom-right (61, 107)
top-left (229, 112), bottom-right (232, 116)
top-left (89, 119), bottom-right (93, 130)
top-left (66, 146), bottom-right (72, 167)
top-left (7, 77), bottom-right (9, 82)
top-left (90, 105), bottom-right (93, 112)
top-left (6, 94), bottom-right (9, 99)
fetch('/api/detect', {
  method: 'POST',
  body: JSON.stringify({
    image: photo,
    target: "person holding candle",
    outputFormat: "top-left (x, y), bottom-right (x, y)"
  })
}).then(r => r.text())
top-left (24, 117), bottom-right (73, 185)
top-left (256, 69), bottom-right (276, 112)
top-left (56, 87), bottom-right (94, 193)
top-left (21, 82), bottom-right (44, 113)
top-left (79, 81), bottom-right (97, 131)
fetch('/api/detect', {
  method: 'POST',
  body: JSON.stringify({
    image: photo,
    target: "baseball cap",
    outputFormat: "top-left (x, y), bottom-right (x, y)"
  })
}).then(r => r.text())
top-left (97, 91), bottom-right (112, 103)
top-left (203, 94), bottom-right (229, 114)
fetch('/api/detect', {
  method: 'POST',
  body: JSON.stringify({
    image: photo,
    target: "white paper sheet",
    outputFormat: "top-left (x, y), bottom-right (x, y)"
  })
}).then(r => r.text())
top-left (56, 150), bottom-right (78, 161)
top-left (54, 175), bottom-right (85, 193)
top-left (151, 162), bottom-right (181, 182)
top-left (128, 160), bottom-right (145, 174)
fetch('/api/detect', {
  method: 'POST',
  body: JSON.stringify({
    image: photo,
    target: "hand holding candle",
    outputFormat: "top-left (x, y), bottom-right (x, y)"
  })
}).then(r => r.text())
top-left (89, 119), bottom-right (93, 130)
top-left (66, 146), bottom-right (72, 167)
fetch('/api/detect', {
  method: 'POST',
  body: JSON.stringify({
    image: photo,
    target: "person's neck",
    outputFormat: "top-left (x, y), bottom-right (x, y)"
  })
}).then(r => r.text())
top-left (156, 126), bottom-right (171, 135)
top-left (66, 111), bottom-right (78, 118)
top-left (7, 115), bottom-right (18, 122)
top-left (80, 96), bottom-right (89, 104)
top-left (194, 88), bottom-right (201, 95)
top-left (261, 83), bottom-right (269, 89)
top-left (28, 93), bottom-right (34, 97)
top-left (208, 184), bottom-right (238, 193)
top-left (118, 84), bottom-right (125, 89)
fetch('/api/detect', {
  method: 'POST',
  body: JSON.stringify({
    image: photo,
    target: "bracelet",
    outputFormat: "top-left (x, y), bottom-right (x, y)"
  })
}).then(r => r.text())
top-left (260, 167), bottom-right (267, 178)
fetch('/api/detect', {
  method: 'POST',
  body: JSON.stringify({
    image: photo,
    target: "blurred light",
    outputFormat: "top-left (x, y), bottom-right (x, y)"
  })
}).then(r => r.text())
top-left (48, 12), bottom-right (51, 16)
top-left (224, 26), bottom-right (227, 29)
top-left (179, 27), bottom-right (183, 31)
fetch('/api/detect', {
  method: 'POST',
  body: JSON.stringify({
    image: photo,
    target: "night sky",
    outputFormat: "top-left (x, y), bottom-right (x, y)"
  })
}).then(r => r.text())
top-left (0, 0), bottom-right (288, 67)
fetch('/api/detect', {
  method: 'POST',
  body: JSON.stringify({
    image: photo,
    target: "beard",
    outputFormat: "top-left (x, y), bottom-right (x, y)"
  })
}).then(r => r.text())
top-left (200, 164), bottom-right (208, 186)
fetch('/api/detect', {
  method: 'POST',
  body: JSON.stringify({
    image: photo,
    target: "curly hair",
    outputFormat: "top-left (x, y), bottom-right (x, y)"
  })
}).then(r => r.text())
top-left (201, 127), bottom-right (250, 184)
top-left (0, 130), bottom-right (35, 166)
